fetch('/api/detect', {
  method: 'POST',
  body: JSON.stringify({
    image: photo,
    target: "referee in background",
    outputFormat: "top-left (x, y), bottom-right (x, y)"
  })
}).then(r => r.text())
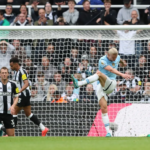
top-left (0, 67), bottom-right (19, 136)
top-left (9, 57), bottom-right (49, 136)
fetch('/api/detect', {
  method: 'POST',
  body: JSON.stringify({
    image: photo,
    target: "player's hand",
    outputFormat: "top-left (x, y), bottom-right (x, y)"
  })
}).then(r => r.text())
top-left (9, 106), bottom-right (15, 115)
top-left (122, 74), bottom-right (132, 80)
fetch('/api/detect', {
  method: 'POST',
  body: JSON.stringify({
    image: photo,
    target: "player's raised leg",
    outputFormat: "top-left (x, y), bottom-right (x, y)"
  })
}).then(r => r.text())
top-left (23, 106), bottom-right (49, 136)
top-left (71, 73), bottom-right (99, 88)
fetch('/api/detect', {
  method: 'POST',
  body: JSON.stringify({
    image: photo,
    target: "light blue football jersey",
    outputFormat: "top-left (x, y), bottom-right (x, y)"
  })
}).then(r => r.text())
top-left (98, 55), bottom-right (120, 80)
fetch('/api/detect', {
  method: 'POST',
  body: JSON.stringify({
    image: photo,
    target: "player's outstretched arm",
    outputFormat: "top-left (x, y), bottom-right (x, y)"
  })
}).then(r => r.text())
top-left (105, 65), bottom-right (131, 80)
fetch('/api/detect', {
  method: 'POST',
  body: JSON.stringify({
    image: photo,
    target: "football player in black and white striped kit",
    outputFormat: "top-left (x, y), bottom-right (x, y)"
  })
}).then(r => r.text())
top-left (0, 67), bottom-right (19, 136)
top-left (9, 57), bottom-right (49, 136)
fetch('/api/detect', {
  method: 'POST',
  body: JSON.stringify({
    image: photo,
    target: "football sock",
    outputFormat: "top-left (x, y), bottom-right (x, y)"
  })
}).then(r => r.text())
top-left (13, 115), bottom-right (18, 127)
top-left (102, 113), bottom-right (110, 133)
top-left (28, 113), bottom-right (45, 131)
top-left (78, 74), bottom-right (99, 87)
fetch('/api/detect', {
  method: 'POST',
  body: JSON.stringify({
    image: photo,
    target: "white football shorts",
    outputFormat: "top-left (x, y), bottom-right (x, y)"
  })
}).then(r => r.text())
top-left (96, 77), bottom-right (116, 102)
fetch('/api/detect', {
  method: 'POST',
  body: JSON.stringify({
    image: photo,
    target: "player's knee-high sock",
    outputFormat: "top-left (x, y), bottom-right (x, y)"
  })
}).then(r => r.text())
top-left (13, 115), bottom-right (18, 127)
top-left (78, 74), bottom-right (99, 87)
top-left (27, 113), bottom-right (45, 131)
top-left (102, 113), bottom-right (110, 134)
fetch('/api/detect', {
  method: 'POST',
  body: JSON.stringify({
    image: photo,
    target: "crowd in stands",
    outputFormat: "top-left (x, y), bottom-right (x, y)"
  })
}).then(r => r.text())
top-left (0, 0), bottom-right (150, 103)
top-left (0, 0), bottom-right (150, 26)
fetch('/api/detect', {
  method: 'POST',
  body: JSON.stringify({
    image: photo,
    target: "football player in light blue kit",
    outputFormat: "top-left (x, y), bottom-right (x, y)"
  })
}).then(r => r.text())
top-left (71, 48), bottom-right (131, 137)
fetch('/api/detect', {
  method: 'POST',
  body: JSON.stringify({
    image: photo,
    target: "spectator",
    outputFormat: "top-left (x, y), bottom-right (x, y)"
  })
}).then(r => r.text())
top-left (117, 0), bottom-right (140, 25)
top-left (134, 55), bottom-right (149, 83)
top-left (80, 84), bottom-right (97, 103)
top-left (10, 13), bottom-right (32, 26)
top-left (34, 9), bottom-right (53, 26)
top-left (63, 0), bottom-right (79, 25)
top-left (115, 21), bottom-right (138, 68)
top-left (141, 40), bottom-right (150, 67)
top-left (143, 7), bottom-right (150, 24)
top-left (19, 4), bottom-right (33, 24)
top-left (51, 72), bottom-right (66, 94)
top-left (70, 48), bottom-right (79, 69)
top-left (30, 86), bottom-right (43, 101)
top-left (41, 43), bottom-right (59, 66)
top-left (96, 0), bottom-right (117, 25)
top-left (109, 81), bottom-right (141, 103)
top-left (129, 10), bottom-right (141, 25)
top-left (76, 0), bottom-right (103, 6)
top-left (60, 57), bottom-right (76, 82)
top-left (77, 54), bottom-right (94, 79)
top-left (121, 69), bottom-right (142, 94)
top-left (51, 91), bottom-right (67, 103)
top-left (43, 84), bottom-right (58, 101)
top-left (35, 71), bottom-right (50, 96)
top-left (45, 2), bottom-right (56, 22)
top-left (0, 10), bottom-right (10, 26)
top-left (88, 46), bottom-right (98, 68)
top-left (141, 79), bottom-right (150, 102)
top-left (4, 4), bottom-right (16, 24)
top-left (36, 56), bottom-right (58, 81)
top-left (24, 56), bottom-right (37, 83)
top-left (0, 40), bottom-right (15, 70)
top-left (77, 0), bottom-right (100, 25)
top-left (6, 0), bottom-right (29, 15)
top-left (11, 39), bottom-right (27, 63)
top-left (32, 2), bottom-right (56, 22)
top-left (62, 84), bottom-right (79, 102)
top-left (54, 17), bottom-right (69, 25)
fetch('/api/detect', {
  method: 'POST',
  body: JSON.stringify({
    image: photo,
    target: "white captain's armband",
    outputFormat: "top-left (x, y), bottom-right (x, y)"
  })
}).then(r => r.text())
top-left (22, 74), bottom-right (27, 80)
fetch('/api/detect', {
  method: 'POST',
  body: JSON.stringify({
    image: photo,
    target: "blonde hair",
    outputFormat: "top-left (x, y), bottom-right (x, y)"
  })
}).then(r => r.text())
top-left (46, 84), bottom-right (58, 101)
top-left (108, 48), bottom-right (118, 55)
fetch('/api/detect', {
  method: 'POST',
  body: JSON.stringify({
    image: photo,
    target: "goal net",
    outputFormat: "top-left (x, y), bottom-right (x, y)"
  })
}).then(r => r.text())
top-left (0, 26), bottom-right (150, 137)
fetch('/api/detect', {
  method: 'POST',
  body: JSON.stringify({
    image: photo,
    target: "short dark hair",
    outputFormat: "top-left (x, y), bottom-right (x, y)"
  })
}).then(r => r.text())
top-left (68, 0), bottom-right (75, 4)
top-left (10, 57), bottom-right (19, 64)
top-left (0, 67), bottom-right (9, 73)
top-left (123, 21), bottom-right (130, 25)
top-left (82, 0), bottom-right (89, 5)
top-left (104, 0), bottom-right (111, 3)
top-left (0, 10), bottom-right (4, 16)
top-left (20, 4), bottom-right (28, 11)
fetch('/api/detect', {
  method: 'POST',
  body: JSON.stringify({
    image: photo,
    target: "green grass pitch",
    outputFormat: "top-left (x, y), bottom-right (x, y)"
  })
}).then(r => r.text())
top-left (1, 137), bottom-right (150, 150)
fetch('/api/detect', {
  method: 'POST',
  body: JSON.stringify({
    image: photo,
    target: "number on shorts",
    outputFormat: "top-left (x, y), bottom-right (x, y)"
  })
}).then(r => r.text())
top-left (11, 119), bottom-right (15, 127)
top-left (18, 98), bottom-right (21, 103)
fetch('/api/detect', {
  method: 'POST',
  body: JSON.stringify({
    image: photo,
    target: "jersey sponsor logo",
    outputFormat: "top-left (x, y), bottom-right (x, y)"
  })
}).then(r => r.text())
top-left (22, 74), bottom-right (27, 80)
top-left (16, 88), bottom-right (19, 94)
top-left (0, 92), bottom-right (11, 96)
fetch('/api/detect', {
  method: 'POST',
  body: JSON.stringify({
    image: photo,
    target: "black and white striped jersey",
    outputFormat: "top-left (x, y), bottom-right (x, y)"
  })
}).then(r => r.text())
top-left (120, 77), bottom-right (142, 89)
top-left (14, 66), bottom-right (31, 97)
top-left (0, 80), bottom-right (19, 114)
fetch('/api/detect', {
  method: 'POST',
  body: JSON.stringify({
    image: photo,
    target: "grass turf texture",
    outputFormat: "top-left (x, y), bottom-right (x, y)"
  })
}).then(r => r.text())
top-left (1, 137), bottom-right (150, 150)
